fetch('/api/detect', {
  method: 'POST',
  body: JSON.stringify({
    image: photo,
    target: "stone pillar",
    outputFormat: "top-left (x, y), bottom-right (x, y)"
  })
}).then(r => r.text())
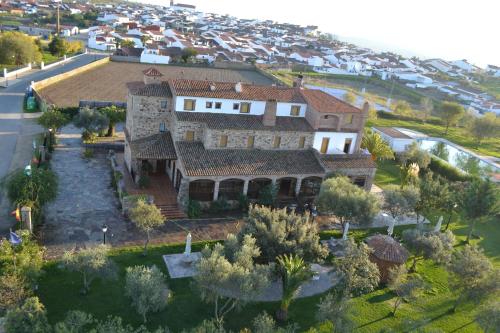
top-left (20, 206), bottom-right (32, 233)
top-left (294, 178), bottom-right (302, 197)
top-left (271, 178), bottom-right (277, 186)
top-left (213, 181), bottom-right (220, 201)
top-left (40, 62), bottom-right (45, 70)
top-left (3, 68), bottom-right (7, 78)
top-left (243, 179), bottom-right (249, 196)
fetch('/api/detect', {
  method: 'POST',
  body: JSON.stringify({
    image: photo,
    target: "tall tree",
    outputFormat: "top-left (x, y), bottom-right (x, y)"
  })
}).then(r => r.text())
top-left (125, 265), bottom-right (169, 323)
top-left (181, 48), bottom-right (198, 63)
top-left (333, 239), bottom-right (380, 296)
top-left (73, 107), bottom-right (109, 138)
top-left (419, 97), bottom-right (433, 123)
top-left (414, 171), bottom-right (444, 223)
top-left (361, 129), bottom-right (395, 161)
top-left (0, 31), bottom-right (42, 65)
top-left (387, 265), bottom-right (426, 316)
top-left (317, 176), bottom-right (381, 237)
top-left (276, 254), bottom-right (311, 321)
top-left (4, 297), bottom-right (51, 333)
top-left (402, 228), bottom-right (455, 272)
top-left (120, 39), bottom-right (136, 48)
top-left (461, 179), bottom-right (499, 243)
top-left (49, 36), bottom-right (69, 57)
top-left (252, 312), bottom-right (298, 333)
top-left (53, 310), bottom-right (95, 333)
top-left (37, 108), bottom-right (70, 133)
top-left (128, 199), bottom-right (165, 255)
top-left (239, 205), bottom-right (327, 263)
top-left (99, 106), bottom-right (126, 137)
top-left (393, 100), bottom-right (414, 117)
top-left (383, 185), bottom-right (420, 221)
top-left (0, 273), bottom-right (30, 313)
top-left (399, 142), bottom-right (431, 169)
top-left (194, 234), bottom-right (270, 327)
top-left (447, 245), bottom-right (499, 312)
top-left (439, 101), bottom-right (464, 134)
top-left (62, 245), bottom-right (117, 294)
top-left (469, 112), bottom-right (500, 146)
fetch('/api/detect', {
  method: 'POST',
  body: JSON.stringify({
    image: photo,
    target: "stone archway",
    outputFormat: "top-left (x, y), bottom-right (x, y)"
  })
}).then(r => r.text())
top-left (189, 179), bottom-right (215, 202)
top-left (247, 178), bottom-right (272, 199)
top-left (218, 178), bottom-right (245, 200)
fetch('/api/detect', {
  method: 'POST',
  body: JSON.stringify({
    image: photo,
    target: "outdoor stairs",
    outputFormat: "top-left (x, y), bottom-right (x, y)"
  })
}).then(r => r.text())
top-left (157, 203), bottom-right (186, 220)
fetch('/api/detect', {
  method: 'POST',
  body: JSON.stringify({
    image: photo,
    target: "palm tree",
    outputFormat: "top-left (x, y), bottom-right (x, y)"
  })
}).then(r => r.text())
top-left (276, 254), bottom-right (311, 321)
top-left (361, 129), bottom-right (395, 161)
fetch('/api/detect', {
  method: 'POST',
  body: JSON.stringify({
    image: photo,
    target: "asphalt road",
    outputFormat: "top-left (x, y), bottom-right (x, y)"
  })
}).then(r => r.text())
top-left (0, 53), bottom-right (106, 232)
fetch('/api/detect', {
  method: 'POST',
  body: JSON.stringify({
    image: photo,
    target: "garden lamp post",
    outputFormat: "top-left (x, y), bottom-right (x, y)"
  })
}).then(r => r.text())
top-left (102, 224), bottom-right (108, 245)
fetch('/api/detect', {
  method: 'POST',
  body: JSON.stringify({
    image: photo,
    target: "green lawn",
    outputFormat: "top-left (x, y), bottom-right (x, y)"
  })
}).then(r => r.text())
top-left (367, 117), bottom-right (500, 158)
top-left (36, 209), bottom-right (498, 332)
top-left (374, 159), bottom-right (401, 189)
top-left (42, 52), bottom-right (61, 65)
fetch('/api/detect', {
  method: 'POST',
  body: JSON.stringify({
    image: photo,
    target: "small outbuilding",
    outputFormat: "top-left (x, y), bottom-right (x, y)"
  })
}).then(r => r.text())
top-left (365, 234), bottom-right (409, 283)
top-left (372, 127), bottom-right (414, 153)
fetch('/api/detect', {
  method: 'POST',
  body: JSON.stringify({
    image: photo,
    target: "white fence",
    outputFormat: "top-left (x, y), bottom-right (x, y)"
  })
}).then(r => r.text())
top-left (2, 63), bottom-right (32, 79)
top-left (40, 50), bottom-right (88, 70)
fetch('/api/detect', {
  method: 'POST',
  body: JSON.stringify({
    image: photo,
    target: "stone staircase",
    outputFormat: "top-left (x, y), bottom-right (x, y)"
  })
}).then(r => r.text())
top-left (157, 203), bottom-right (186, 220)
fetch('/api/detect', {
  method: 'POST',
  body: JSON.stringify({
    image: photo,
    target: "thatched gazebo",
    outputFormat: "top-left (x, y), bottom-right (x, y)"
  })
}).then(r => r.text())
top-left (365, 234), bottom-right (409, 283)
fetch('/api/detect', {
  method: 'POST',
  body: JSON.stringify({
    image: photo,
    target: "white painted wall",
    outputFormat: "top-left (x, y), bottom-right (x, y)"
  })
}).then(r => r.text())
top-left (140, 52), bottom-right (170, 64)
top-left (313, 132), bottom-right (358, 154)
top-left (175, 97), bottom-right (306, 117)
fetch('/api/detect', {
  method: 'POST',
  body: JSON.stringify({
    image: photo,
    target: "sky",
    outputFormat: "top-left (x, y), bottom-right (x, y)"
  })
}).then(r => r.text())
top-left (136, 0), bottom-right (499, 67)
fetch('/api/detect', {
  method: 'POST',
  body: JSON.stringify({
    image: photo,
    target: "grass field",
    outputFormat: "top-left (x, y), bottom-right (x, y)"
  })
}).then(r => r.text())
top-left (36, 210), bottom-right (498, 332)
top-left (367, 117), bottom-right (500, 159)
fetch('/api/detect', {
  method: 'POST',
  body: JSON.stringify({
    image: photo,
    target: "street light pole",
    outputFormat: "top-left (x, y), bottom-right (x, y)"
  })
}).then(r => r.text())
top-left (102, 224), bottom-right (108, 245)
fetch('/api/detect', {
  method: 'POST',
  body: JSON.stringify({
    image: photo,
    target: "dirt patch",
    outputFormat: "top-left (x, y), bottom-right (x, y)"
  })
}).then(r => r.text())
top-left (38, 61), bottom-right (274, 107)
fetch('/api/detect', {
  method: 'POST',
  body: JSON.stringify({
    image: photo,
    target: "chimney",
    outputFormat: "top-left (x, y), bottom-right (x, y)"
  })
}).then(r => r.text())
top-left (293, 74), bottom-right (304, 89)
top-left (263, 99), bottom-right (277, 126)
top-left (234, 81), bottom-right (242, 93)
top-left (142, 67), bottom-right (163, 85)
top-left (209, 82), bottom-right (216, 91)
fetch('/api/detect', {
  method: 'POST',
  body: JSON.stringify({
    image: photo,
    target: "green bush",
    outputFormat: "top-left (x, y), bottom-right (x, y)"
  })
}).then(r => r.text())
top-left (257, 184), bottom-right (278, 207)
top-left (110, 170), bottom-right (123, 191)
top-left (138, 175), bottom-right (150, 189)
top-left (81, 130), bottom-right (97, 143)
top-left (187, 200), bottom-right (201, 219)
top-left (238, 194), bottom-right (249, 212)
top-left (82, 148), bottom-right (93, 159)
top-left (6, 167), bottom-right (58, 225)
top-left (428, 156), bottom-right (473, 182)
top-left (58, 107), bottom-right (79, 119)
top-left (209, 197), bottom-right (230, 214)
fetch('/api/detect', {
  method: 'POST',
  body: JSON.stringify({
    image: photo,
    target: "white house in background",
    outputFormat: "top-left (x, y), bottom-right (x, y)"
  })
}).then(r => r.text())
top-left (88, 35), bottom-right (116, 51)
top-left (393, 72), bottom-right (433, 87)
top-left (451, 59), bottom-right (477, 73)
top-left (425, 59), bottom-right (454, 73)
top-left (372, 127), bottom-right (414, 153)
top-left (307, 56), bottom-right (324, 67)
top-left (97, 13), bottom-right (129, 24)
top-left (486, 65), bottom-right (500, 77)
top-left (140, 48), bottom-right (170, 64)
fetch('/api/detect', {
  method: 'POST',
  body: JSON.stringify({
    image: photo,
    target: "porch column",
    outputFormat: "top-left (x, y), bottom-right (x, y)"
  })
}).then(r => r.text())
top-left (271, 178), bottom-right (277, 186)
top-left (213, 180), bottom-right (220, 201)
top-left (294, 177), bottom-right (303, 197)
top-left (242, 179), bottom-right (249, 196)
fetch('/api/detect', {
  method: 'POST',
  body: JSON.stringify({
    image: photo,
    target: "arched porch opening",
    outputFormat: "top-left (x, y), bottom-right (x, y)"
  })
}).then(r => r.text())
top-left (299, 176), bottom-right (323, 197)
top-left (247, 178), bottom-right (272, 200)
top-left (189, 179), bottom-right (215, 202)
top-left (218, 178), bottom-right (245, 200)
top-left (277, 177), bottom-right (297, 198)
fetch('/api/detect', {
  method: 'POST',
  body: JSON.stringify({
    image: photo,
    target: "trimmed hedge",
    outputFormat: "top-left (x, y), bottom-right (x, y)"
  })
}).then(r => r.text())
top-left (428, 156), bottom-right (473, 182)
top-left (377, 111), bottom-right (444, 126)
top-left (58, 107), bottom-right (80, 119)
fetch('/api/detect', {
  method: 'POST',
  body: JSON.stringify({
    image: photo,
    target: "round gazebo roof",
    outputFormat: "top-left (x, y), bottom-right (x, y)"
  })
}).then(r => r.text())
top-left (142, 67), bottom-right (163, 77)
top-left (365, 234), bottom-right (409, 264)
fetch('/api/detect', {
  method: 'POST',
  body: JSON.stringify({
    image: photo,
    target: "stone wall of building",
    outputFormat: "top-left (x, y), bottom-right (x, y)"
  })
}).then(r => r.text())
top-left (127, 95), bottom-right (172, 140)
top-left (203, 128), bottom-right (315, 150)
top-left (171, 119), bottom-right (205, 142)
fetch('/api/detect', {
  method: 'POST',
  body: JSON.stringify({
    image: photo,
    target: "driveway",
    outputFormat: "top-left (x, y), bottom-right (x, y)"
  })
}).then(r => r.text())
top-left (0, 54), bottom-right (107, 234)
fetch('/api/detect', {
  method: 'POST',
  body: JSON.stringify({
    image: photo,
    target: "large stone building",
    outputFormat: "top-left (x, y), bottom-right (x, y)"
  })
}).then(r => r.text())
top-left (124, 68), bottom-right (376, 210)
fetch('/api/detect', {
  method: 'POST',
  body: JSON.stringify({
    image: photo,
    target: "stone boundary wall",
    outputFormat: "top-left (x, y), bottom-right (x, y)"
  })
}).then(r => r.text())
top-left (32, 57), bottom-right (110, 111)
top-left (40, 52), bottom-right (87, 70)
top-left (110, 55), bottom-right (141, 63)
top-left (2, 63), bottom-right (32, 78)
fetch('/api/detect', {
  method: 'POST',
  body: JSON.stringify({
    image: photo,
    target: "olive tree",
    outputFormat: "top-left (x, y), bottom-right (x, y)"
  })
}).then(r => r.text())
top-left (469, 112), bottom-right (500, 146)
top-left (125, 265), bottom-right (170, 323)
top-left (62, 245), bottom-right (117, 294)
top-left (73, 107), bottom-right (109, 140)
top-left (317, 176), bottom-right (380, 237)
top-left (439, 101), bottom-right (464, 134)
top-left (53, 310), bottom-right (95, 333)
top-left (402, 228), bottom-right (455, 272)
top-left (333, 239), bottom-right (380, 296)
top-left (447, 245), bottom-right (499, 312)
top-left (99, 106), bottom-right (126, 137)
top-left (387, 265), bottom-right (426, 316)
top-left (0, 273), bottom-right (30, 313)
top-left (398, 142), bottom-right (431, 170)
top-left (128, 199), bottom-right (165, 255)
top-left (0, 31), bottom-right (42, 65)
top-left (4, 297), bottom-right (51, 333)
top-left (383, 185), bottom-right (420, 221)
top-left (37, 108), bottom-right (70, 133)
top-left (316, 290), bottom-right (354, 332)
top-left (414, 172), bottom-right (444, 224)
top-left (194, 234), bottom-right (271, 327)
top-left (252, 312), bottom-right (298, 333)
top-left (475, 301), bottom-right (500, 333)
top-left (461, 179), bottom-right (499, 243)
top-left (239, 205), bottom-right (327, 263)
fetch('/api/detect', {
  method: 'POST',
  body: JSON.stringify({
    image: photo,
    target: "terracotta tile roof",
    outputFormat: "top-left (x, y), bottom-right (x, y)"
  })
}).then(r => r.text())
top-left (130, 132), bottom-right (177, 160)
top-left (169, 79), bottom-right (306, 103)
top-left (300, 89), bottom-right (362, 114)
top-left (373, 127), bottom-right (412, 139)
top-left (176, 142), bottom-right (325, 177)
top-left (320, 153), bottom-right (376, 170)
top-left (365, 234), bottom-right (409, 264)
top-left (175, 112), bottom-right (313, 132)
top-left (126, 81), bottom-right (172, 97)
top-left (143, 67), bottom-right (163, 77)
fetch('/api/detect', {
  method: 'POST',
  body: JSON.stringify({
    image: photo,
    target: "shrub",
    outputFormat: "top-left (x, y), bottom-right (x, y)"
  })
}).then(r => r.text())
top-left (209, 197), bottom-right (230, 214)
top-left (81, 130), bottom-right (97, 143)
top-left (257, 184), bottom-right (278, 207)
top-left (138, 175), bottom-right (150, 189)
top-left (58, 107), bottom-right (80, 119)
top-left (82, 148), bottom-right (93, 159)
top-left (238, 194), bottom-right (249, 212)
top-left (187, 199), bottom-right (202, 218)
top-left (429, 156), bottom-right (473, 182)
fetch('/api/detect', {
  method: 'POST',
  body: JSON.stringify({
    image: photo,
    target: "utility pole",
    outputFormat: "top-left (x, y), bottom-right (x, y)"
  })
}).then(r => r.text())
top-left (56, 4), bottom-right (60, 37)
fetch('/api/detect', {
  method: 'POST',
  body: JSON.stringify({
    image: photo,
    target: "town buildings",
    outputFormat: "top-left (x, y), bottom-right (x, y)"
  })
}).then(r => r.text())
top-left (124, 68), bottom-right (376, 210)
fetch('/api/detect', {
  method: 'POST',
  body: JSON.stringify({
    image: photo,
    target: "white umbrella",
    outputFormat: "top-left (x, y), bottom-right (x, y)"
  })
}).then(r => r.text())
top-left (434, 216), bottom-right (443, 233)
top-left (184, 232), bottom-right (192, 256)
top-left (342, 222), bottom-right (350, 240)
